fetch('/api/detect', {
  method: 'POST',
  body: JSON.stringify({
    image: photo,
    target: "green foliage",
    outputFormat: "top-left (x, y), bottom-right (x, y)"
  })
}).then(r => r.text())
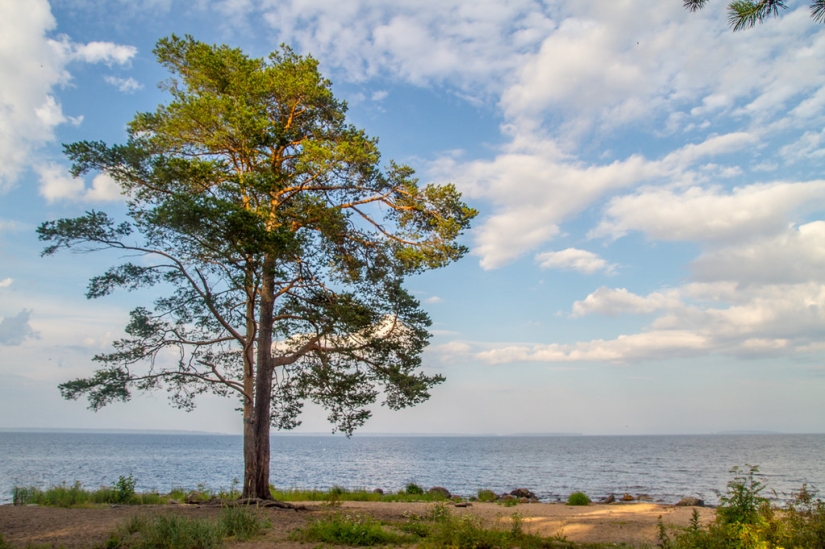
top-left (684, 0), bottom-right (825, 30)
top-left (477, 489), bottom-right (499, 502)
top-left (716, 465), bottom-right (767, 525)
top-left (295, 513), bottom-right (408, 546)
top-left (567, 492), bottom-right (591, 506)
top-left (114, 474), bottom-right (137, 504)
top-left (0, 533), bottom-right (11, 549)
top-left (40, 34), bottom-right (475, 499)
top-left (406, 482), bottom-right (425, 495)
top-left (659, 466), bottom-right (825, 549)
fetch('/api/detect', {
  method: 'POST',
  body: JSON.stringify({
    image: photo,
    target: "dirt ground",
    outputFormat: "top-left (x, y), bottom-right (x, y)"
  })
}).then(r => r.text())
top-left (0, 500), bottom-right (714, 548)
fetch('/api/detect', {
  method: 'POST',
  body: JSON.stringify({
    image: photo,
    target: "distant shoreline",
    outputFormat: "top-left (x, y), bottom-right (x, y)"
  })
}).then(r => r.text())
top-left (0, 428), bottom-right (813, 436)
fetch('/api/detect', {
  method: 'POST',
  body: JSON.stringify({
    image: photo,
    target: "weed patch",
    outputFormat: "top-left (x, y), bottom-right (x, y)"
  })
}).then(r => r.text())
top-left (294, 513), bottom-right (409, 546)
top-left (106, 506), bottom-right (268, 549)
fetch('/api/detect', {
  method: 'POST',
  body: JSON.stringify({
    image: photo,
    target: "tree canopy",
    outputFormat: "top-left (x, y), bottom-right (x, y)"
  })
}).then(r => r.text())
top-left (684, 0), bottom-right (825, 30)
top-left (38, 35), bottom-right (476, 499)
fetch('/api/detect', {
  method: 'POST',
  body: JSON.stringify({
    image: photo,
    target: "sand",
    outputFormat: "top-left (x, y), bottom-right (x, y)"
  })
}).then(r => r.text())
top-left (0, 500), bottom-right (714, 548)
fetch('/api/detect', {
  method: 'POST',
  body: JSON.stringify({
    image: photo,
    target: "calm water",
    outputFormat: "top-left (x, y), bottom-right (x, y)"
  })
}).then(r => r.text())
top-left (1, 432), bottom-right (823, 505)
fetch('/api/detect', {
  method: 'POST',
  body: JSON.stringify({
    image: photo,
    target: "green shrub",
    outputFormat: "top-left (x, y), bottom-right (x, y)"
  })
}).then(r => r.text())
top-left (406, 482), bottom-right (425, 495)
top-left (567, 492), bottom-right (590, 506)
top-left (477, 489), bottom-right (498, 502)
top-left (716, 465), bottom-right (766, 525)
top-left (295, 513), bottom-right (407, 546)
top-left (114, 475), bottom-right (137, 504)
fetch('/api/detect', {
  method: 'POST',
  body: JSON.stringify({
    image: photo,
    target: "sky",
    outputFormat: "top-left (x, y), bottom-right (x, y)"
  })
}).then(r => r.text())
top-left (1, 0), bottom-right (825, 436)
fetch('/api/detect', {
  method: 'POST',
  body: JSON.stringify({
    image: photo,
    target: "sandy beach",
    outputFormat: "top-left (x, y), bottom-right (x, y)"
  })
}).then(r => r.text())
top-left (0, 500), bottom-right (713, 548)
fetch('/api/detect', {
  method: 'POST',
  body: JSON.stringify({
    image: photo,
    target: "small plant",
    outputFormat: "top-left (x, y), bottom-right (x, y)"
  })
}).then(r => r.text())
top-left (429, 502), bottom-right (452, 523)
top-left (325, 485), bottom-right (347, 506)
top-left (405, 482), bottom-right (425, 495)
top-left (477, 489), bottom-right (498, 502)
top-left (508, 512), bottom-right (524, 537)
top-left (567, 491), bottom-right (591, 506)
top-left (716, 464), bottom-right (766, 525)
top-left (114, 475), bottom-right (137, 504)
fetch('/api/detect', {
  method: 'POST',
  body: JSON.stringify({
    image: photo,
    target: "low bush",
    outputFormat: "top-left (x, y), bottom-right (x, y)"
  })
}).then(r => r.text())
top-left (477, 489), bottom-right (498, 502)
top-left (406, 482), bottom-right (425, 495)
top-left (567, 492), bottom-right (591, 506)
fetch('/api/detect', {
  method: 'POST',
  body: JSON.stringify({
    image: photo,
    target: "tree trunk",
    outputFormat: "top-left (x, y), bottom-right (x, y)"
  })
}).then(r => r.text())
top-left (247, 255), bottom-right (277, 499)
top-left (242, 264), bottom-right (260, 499)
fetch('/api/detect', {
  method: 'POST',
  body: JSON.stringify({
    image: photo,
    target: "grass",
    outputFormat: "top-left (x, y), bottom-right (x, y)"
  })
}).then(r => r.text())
top-left (11, 477), bottom-right (247, 507)
top-left (269, 485), bottom-right (454, 503)
top-left (105, 506), bottom-right (269, 549)
top-left (12, 480), bottom-right (166, 507)
top-left (293, 513), bottom-right (410, 546)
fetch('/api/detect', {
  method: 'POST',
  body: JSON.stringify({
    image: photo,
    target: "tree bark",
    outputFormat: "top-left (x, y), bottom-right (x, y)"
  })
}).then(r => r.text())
top-left (248, 254), bottom-right (276, 499)
top-left (242, 266), bottom-right (258, 498)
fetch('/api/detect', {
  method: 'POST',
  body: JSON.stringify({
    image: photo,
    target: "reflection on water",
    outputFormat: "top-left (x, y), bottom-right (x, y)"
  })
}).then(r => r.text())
top-left (1, 432), bottom-right (823, 505)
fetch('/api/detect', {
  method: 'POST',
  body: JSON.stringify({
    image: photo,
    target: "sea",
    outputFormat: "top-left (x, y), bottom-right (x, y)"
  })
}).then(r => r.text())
top-left (1, 432), bottom-right (823, 505)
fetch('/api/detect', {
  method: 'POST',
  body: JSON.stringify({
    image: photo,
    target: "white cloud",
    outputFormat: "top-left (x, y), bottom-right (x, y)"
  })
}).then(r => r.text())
top-left (434, 130), bottom-right (758, 269)
top-left (0, 0), bottom-right (136, 191)
top-left (691, 221), bottom-right (825, 285)
top-left (424, 296), bottom-right (443, 304)
top-left (0, 278), bottom-right (13, 288)
top-left (37, 164), bottom-right (123, 203)
top-left (371, 90), bottom-right (388, 101)
top-left (70, 41), bottom-right (136, 65)
top-left (591, 181), bottom-right (825, 243)
top-left (436, 279), bottom-right (825, 364)
top-left (37, 163), bottom-right (84, 202)
top-left (535, 248), bottom-right (616, 275)
top-left (0, 309), bottom-right (38, 346)
top-left (571, 287), bottom-right (678, 317)
top-left (260, 0), bottom-right (555, 95)
top-left (104, 75), bottom-right (142, 93)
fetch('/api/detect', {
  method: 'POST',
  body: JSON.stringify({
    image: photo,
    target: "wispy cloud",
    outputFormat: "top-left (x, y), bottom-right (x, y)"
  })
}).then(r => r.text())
top-left (104, 75), bottom-right (142, 93)
top-left (536, 248), bottom-right (616, 275)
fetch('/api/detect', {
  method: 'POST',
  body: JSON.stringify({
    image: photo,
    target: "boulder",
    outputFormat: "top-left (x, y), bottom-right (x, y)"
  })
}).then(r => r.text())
top-left (373, 488), bottom-right (384, 495)
top-left (601, 494), bottom-right (615, 504)
top-left (620, 493), bottom-right (635, 501)
top-left (510, 488), bottom-right (536, 499)
top-left (675, 497), bottom-right (705, 507)
top-left (636, 494), bottom-right (653, 501)
top-left (428, 486), bottom-right (451, 499)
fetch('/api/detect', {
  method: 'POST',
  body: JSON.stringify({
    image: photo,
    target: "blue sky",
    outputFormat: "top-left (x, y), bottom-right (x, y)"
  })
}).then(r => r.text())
top-left (1, 0), bottom-right (825, 435)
